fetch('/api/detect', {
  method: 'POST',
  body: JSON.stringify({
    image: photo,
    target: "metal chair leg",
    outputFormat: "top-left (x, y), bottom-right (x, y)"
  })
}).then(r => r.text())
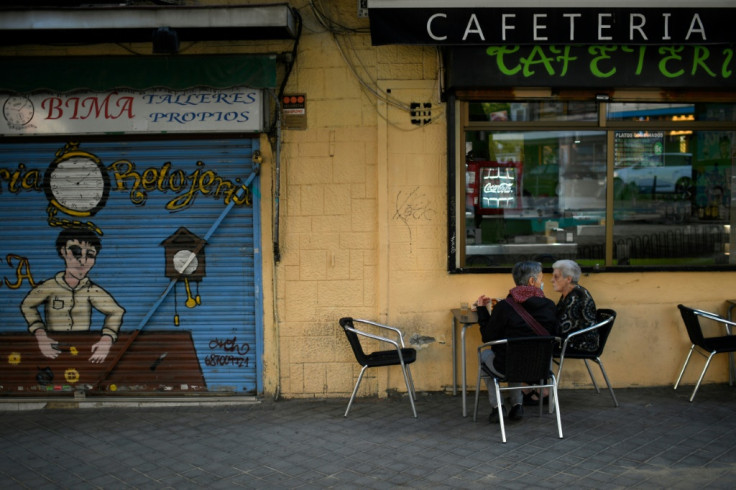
top-left (494, 379), bottom-right (507, 443)
top-left (583, 359), bottom-right (601, 393)
top-left (548, 387), bottom-right (555, 414)
top-left (406, 365), bottom-right (417, 401)
top-left (537, 378), bottom-right (544, 418)
top-left (690, 352), bottom-right (716, 402)
top-left (550, 359), bottom-right (561, 414)
top-left (595, 358), bottom-right (619, 407)
top-left (554, 358), bottom-right (565, 383)
top-left (345, 365), bottom-right (368, 417)
top-left (674, 345), bottom-right (696, 390)
top-left (399, 362), bottom-right (418, 418)
top-left (473, 364), bottom-right (482, 422)
top-left (551, 375), bottom-right (563, 439)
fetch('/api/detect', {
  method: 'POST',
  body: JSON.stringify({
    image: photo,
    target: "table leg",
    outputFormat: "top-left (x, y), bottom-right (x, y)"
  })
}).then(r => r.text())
top-left (461, 324), bottom-right (466, 416)
top-left (728, 304), bottom-right (736, 386)
top-left (452, 317), bottom-right (458, 396)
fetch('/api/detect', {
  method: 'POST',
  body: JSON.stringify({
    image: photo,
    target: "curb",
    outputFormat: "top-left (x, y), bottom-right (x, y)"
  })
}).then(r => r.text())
top-left (0, 396), bottom-right (260, 411)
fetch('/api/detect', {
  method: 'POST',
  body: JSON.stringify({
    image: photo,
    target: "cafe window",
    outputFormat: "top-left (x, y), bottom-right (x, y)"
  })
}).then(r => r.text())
top-left (455, 100), bottom-right (736, 271)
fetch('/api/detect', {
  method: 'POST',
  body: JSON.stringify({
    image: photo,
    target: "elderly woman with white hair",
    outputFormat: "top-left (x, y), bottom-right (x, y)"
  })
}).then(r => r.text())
top-left (523, 259), bottom-right (598, 406)
top-left (551, 259), bottom-right (598, 353)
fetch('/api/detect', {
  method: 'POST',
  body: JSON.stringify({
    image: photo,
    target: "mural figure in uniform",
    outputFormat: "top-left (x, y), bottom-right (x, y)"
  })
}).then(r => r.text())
top-left (20, 228), bottom-right (125, 364)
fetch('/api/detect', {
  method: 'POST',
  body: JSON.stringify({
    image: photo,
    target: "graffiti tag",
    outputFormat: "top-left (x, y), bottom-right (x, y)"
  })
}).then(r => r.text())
top-left (208, 336), bottom-right (250, 355)
top-left (392, 186), bottom-right (436, 251)
top-left (204, 354), bottom-right (249, 368)
top-left (205, 336), bottom-right (250, 368)
top-left (392, 187), bottom-right (436, 224)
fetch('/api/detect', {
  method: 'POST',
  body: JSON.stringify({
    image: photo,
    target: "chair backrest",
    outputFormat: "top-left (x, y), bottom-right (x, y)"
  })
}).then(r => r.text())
top-left (677, 304), bottom-right (706, 347)
top-left (591, 308), bottom-right (617, 356)
top-left (503, 336), bottom-right (558, 383)
top-left (339, 317), bottom-right (369, 365)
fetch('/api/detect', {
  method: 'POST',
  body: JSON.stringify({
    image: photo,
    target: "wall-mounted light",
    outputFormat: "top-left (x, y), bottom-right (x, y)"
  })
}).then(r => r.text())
top-left (153, 26), bottom-right (179, 54)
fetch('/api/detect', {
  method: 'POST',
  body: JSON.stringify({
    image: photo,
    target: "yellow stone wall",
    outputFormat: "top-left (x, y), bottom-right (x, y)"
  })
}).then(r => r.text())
top-left (4, 0), bottom-right (736, 401)
top-left (267, 1), bottom-right (736, 399)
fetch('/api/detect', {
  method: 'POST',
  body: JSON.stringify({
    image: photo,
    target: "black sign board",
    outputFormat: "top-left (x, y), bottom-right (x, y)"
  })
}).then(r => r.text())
top-left (446, 45), bottom-right (736, 89)
top-left (369, 7), bottom-right (736, 46)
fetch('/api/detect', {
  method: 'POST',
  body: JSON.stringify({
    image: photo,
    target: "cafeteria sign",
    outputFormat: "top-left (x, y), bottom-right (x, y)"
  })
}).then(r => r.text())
top-left (446, 45), bottom-right (736, 89)
top-left (367, 1), bottom-right (736, 46)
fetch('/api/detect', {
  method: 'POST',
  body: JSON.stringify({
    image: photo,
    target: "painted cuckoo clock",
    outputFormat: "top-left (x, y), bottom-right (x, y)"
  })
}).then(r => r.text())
top-left (161, 227), bottom-right (207, 325)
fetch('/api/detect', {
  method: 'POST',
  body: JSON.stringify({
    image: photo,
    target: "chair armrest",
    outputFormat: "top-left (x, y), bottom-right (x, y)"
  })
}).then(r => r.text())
top-left (564, 316), bottom-right (613, 339)
top-left (477, 339), bottom-right (508, 355)
top-left (477, 337), bottom-right (561, 356)
top-left (557, 316), bottom-right (612, 359)
top-left (346, 326), bottom-right (414, 367)
top-left (351, 318), bottom-right (408, 347)
top-left (691, 308), bottom-right (736, 335)
top-left (344, 326), bottom-right (398, 348)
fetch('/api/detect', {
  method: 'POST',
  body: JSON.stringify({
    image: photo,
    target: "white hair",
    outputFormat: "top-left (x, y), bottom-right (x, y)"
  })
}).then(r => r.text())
top-left (553, 259), bottom-right (581, 283)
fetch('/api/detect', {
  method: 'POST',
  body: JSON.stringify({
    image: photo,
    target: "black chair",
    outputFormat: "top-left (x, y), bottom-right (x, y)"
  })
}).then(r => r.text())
top-left (674, 305), bottom-right (736, 402)
top-left (339, 317), bottom-right (418, 418)
top-left (473, 336), bottom-right (562, 443)
top-left (553, 308), bottom-right (619, 410)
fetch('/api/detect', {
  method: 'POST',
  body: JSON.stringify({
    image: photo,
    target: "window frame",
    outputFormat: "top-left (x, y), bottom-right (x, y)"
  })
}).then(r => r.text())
top-left (449, 93), bottom-right (736, 273)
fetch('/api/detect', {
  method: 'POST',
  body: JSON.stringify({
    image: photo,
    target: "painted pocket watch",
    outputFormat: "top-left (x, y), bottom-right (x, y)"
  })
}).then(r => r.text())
top-left (43, 142), bottom-right (111, 218)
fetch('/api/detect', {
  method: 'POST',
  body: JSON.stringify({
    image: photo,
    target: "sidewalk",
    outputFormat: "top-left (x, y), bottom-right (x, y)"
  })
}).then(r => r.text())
top-left (2, 385), bottom-right (736, 489)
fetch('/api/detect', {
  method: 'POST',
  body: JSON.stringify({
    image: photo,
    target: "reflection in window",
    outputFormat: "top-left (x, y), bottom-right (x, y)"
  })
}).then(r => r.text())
top-left (465, 131), bottom-right (606, 267)
top-left (613, 130), bottom-right (733, 266)
top-left (459, 101), bottom-right (736, 269)
top-left (469, 101), bottom-right (597, 123)
top-left (608, 103), bottom-right (736, 123)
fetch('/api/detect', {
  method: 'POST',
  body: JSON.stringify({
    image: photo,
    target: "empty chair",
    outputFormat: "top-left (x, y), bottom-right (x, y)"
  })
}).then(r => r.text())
top-left (339, 317), bottom-right (418, 417)
top-left (473, 336), bottom-right (562, 443)
top-left (553, 308), bottom-right (619, 409)
top-left (675, 305), bottom-right (736, 402)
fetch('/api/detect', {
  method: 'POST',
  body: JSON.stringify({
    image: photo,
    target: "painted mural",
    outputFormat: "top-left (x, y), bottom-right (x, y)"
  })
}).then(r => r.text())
top-left (0, 139), bottom-right (259, 395)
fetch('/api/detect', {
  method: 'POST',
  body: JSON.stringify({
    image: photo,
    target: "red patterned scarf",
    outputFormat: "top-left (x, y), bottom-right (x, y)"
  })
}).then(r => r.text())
top-left (509, 285), bottom-right (545, 303)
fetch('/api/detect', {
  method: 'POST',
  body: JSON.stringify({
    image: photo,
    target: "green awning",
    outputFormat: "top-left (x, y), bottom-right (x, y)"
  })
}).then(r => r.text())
top-left (0, 54), bottom-right (278, 93)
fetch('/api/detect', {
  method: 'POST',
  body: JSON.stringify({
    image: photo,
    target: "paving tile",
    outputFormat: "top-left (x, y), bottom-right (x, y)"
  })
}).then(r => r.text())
top-left (2, 386), bottom-right (736, 487)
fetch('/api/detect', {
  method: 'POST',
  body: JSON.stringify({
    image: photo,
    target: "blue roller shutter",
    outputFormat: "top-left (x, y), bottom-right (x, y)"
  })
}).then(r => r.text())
top-left (0, 138), bottom-right (261, 396)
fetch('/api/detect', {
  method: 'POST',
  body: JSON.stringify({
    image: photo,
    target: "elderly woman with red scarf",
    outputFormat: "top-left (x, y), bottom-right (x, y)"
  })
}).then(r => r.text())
top-left (474, 261), bottom-right (559, 423)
